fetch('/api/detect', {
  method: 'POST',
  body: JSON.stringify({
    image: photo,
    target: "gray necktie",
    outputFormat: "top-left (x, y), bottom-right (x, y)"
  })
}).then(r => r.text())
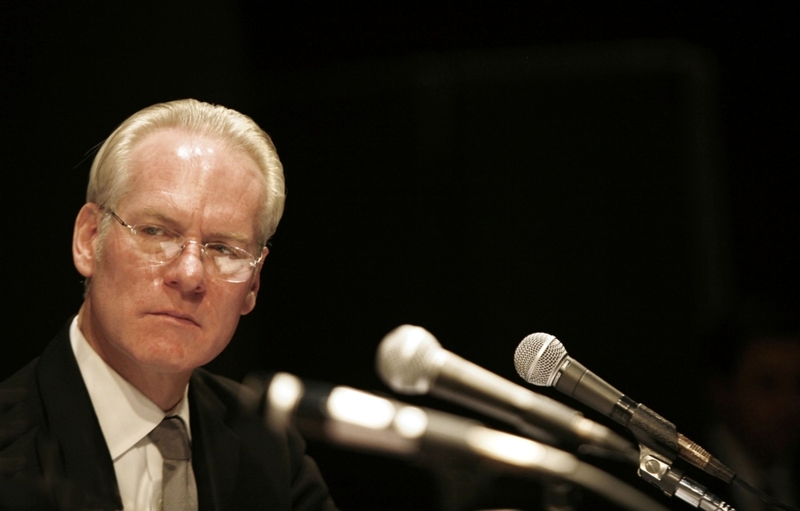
top-left (148, 416), bottom-right (198, 511)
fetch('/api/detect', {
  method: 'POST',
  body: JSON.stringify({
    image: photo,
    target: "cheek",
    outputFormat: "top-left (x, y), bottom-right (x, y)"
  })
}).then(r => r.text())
top-left (98, 261), bottom-right (163, 306)
top-left (205, 285), bottom-right (251, 329)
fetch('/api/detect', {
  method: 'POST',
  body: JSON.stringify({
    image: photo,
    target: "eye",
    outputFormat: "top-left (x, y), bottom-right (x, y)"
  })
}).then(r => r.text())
top-left (207, 243), bottom-right (242, 258)
top-left (137, 225), bottom-right (173, 240)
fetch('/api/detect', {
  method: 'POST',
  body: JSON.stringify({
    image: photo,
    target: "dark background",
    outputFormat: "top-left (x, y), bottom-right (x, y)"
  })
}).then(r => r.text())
top-left (2, 2), bottom-right (798, 510)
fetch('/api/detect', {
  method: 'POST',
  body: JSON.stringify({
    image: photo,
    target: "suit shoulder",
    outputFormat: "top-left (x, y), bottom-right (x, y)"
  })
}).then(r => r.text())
top-left (189, 369), bottom-right (338, 511)
top-left (0, 358), bottom-right (42, 431)
top-left (1, 359), bottom-right (39, 408)
top-left (0, 358), bottom-right (44, 480)
top-left (190, 368), bottom-right (263, 417)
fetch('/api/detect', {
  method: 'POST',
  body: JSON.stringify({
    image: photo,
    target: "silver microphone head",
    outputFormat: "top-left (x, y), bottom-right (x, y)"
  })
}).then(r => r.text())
top-left (514, 333), bottom-right (568, 387)
top-left (376, 325), bottom-right (443, 395)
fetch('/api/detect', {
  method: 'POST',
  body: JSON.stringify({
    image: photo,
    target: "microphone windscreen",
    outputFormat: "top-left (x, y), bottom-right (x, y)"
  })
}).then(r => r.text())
top-left (376, 325), bottom-right (442, 394)
top-left (514, 333), bottom-right (566, 386)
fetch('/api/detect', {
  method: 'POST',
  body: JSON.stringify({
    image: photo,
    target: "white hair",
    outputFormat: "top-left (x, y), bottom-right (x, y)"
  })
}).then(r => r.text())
top-left (88, 98), bottom-right (285, 245)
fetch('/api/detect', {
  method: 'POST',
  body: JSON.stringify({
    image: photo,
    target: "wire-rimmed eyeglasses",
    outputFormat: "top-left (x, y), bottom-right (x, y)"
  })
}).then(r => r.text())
top-left (108, 210), bottom-right (263, 283)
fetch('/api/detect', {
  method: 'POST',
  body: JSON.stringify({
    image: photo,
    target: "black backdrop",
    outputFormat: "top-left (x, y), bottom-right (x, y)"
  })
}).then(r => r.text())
top-left (2, 3), bottom-right (798, 510)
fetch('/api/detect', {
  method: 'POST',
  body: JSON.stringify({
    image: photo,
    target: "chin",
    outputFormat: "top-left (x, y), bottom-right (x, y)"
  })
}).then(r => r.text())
top-left (127, 339), bottom-right (217, 375)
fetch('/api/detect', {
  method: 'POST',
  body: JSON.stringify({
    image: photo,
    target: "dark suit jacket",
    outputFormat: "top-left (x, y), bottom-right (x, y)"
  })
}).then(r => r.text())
top-left (0, 320), bottom-right (338, 511)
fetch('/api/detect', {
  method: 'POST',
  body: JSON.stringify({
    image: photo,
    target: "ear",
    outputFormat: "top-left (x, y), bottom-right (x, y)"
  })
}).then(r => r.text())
top-left (241, 246), bottom-right (269, 315)
top-left (73, 203), bottom-right (103, 278)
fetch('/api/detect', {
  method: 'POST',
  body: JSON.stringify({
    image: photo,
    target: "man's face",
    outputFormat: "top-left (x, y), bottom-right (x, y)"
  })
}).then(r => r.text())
top-left (75, 128), bottom-right (267, 378)
top-left (728, 338), bottom-right (800, 461)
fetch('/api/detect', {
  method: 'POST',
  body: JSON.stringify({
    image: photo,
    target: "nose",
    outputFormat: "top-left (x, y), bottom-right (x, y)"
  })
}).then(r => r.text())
top-left (163, 240), bottom-right (207, 294)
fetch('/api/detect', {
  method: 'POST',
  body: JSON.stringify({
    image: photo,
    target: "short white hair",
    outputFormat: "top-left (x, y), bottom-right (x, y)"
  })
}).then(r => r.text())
top-left (88, 99), bottom-right (285, 245)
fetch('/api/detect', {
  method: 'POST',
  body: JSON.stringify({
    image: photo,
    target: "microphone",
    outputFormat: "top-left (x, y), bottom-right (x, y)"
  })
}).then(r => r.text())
top-left (376, 324), bottom-right (636, 458)
top-left (514, 332), bottom-right (735, 484)
top-left (253, 372), bottom-right (673, 511)
top-left (257, 372), bottom-right (576, 468)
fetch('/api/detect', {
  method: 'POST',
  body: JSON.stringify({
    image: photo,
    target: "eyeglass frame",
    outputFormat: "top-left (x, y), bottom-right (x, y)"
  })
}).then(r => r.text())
top-left (106, 209), bottom-right (265, 283)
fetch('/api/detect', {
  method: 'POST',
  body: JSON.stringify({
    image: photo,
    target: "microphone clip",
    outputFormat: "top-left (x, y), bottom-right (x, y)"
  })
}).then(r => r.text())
top-left (637, 444), bottom-right (734, 510)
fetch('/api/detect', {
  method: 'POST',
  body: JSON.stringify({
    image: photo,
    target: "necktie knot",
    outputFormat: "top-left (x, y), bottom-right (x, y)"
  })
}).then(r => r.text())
top-left (149, 416), bottom-right (191, 460)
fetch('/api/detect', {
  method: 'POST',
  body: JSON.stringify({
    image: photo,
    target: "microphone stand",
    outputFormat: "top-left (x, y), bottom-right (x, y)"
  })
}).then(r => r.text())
top-left (620, 401), bottom-right (735, 510)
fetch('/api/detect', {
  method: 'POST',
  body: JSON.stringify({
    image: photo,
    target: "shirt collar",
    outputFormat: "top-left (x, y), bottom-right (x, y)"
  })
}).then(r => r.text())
top-left (69, 316), bottom-right (191, 461)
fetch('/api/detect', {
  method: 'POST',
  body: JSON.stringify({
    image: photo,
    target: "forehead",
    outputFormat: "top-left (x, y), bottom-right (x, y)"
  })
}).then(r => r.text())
top-left (120, 128), bottom-right (265, 240)
top-left (127, 127), bottom-right (255, 173)
top-left (739, 338), bottom-right (800, 377)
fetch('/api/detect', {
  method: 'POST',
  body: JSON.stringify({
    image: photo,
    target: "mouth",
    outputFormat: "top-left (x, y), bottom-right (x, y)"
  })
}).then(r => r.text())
top-left (151, 311), bottom-right (201, 327)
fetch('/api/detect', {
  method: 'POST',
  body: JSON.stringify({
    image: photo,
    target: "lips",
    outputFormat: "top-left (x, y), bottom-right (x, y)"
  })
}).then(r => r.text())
top-left (151, 311), bottom-right (201, 327)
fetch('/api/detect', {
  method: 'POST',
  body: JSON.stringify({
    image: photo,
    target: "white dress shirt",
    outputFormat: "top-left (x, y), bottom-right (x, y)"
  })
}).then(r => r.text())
top-left (69, 317), bottom-right (193, 511)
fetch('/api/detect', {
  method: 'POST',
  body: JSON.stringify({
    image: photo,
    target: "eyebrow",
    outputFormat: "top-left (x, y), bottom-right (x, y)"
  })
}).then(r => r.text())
top-left (137, 207), bottom-right (254, 247)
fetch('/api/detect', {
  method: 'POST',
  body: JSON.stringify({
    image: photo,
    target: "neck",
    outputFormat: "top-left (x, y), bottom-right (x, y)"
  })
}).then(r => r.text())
top-left (120, 370), bottom-right (190, 412)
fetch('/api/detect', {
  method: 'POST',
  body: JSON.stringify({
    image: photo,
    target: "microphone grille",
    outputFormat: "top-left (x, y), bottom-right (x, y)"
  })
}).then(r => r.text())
top-left (514, 333), bottom-right (567, 386)
top-left (376, 325), bottom-right (442, 395)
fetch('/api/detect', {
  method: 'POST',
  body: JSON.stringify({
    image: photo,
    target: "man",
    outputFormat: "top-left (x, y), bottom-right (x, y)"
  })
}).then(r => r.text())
top-left (0, 99), bottom-right (338, 510)
top-left (700, 320), bottom-right (800, 511)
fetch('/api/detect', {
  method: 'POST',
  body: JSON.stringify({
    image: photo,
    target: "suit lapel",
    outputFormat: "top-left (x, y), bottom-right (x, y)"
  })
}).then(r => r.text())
top-left (35, 319), bottom-right (122, 509)
top-left (189, 373), bottom-right (241, 511)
